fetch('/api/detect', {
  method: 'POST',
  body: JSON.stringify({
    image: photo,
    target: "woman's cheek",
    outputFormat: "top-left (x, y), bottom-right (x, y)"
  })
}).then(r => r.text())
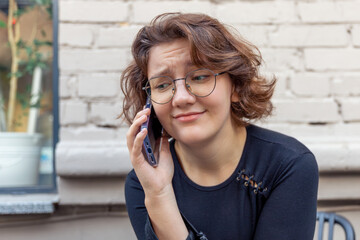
top-left (153, 106), bottom-right (173, 136)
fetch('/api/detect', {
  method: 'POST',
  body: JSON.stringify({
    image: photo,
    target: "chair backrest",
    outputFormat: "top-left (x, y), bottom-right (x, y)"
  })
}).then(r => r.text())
top-left (317, 212), bottom-right (356, 240)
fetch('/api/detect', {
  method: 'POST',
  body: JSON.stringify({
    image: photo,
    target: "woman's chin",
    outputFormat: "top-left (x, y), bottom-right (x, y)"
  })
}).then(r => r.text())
top-left (173, 129), bottom-right (210, 146)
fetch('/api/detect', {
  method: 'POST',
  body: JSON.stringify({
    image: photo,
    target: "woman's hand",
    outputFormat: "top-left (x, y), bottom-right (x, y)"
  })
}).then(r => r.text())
top-left (126, 107), bottom-right (174, 198)
top-left (127, 108), bottom-right (189, 240)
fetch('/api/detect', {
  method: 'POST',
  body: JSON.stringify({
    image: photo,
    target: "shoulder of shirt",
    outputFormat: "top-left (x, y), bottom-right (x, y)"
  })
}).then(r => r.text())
top-left (247, 124), bottom-right (313, 158)
top-left (244, 125), bottom-right (318, 192)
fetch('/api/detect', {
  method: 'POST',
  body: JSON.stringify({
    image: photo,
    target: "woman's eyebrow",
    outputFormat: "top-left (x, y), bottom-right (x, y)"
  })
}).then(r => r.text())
top-left (150, 68), bottom-right (172, 79)
top-left (149, 61), bottom-right (196, 79)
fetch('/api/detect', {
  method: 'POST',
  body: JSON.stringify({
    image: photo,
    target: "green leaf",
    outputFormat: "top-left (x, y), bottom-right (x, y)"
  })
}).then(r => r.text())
top-left (25, 46), bottom-right (33, 57)
top-left (13, 9), bottom-right (27, 18)
top-left (16, 39), bottom-right (26, 48)
top-left (0, 21), bottom-right (6, 28)
top-left (7, 71), bottom-right (23, 78)
top-left (37, 62), bottom-right (47, 69)
top-left (34, 39), bottom-right (52, 47)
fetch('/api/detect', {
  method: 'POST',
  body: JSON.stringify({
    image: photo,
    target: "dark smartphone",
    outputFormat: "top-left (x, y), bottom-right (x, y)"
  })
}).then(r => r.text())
top-left (141, 97), bottom-right (163, 167)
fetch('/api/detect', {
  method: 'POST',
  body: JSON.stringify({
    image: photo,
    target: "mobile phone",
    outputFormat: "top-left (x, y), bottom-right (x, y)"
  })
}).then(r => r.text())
top-left (141, 97), bottom-right (163, 167)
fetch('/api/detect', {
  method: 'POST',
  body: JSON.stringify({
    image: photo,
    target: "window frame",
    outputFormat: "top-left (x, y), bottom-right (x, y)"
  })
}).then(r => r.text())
top-left (0, 0), bottom-right (59, 194)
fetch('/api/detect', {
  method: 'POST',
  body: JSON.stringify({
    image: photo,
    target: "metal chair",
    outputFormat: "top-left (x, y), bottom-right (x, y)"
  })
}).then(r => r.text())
top-left (317, 212), bottom-right (356, 240)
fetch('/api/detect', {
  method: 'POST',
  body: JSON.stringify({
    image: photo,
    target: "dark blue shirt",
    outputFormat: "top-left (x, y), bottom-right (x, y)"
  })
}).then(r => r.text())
top-left (125, 125), bottom-right (319, 240)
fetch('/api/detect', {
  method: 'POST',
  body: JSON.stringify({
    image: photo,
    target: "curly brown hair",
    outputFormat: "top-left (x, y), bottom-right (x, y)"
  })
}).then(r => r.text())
top-left (120, 12), bottom-right (276, 126)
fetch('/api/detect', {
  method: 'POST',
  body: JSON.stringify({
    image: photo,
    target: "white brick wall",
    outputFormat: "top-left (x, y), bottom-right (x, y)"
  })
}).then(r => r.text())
top-left (217, 2), bottom-right (297, 24)
top-left (78, 73), bottom-right (120, 98)
top-left (132, 1), bottom-right (213, 24)
top-left (270, 99), bottom-right (340, 123)
top-left (98, 26), bottom-right (142, 48)
top-left (57, 0), bottom-right (360, 195)
top-left (268, 25), bottom-right (348, 48)
top-left (340, 98), bottom-right (360, 122)
top-left (298, 2), bottom-right (360, 23)
top-left (353, 24), bottom-right (360, 47)
top-left (305, 49), bottom-right (360, 71)
top-left (60, 1), bottom-right (129, 23)
top-left (89, 102), bottom-right (122, 127)
top-left (59, 49), bottom-right (128, 72)
top-left (59, 24), bottom-right (95, 47)
top-left (332, 74), bottom-right (360, 96)
top-left (290, 73), bottom-right (330, 97)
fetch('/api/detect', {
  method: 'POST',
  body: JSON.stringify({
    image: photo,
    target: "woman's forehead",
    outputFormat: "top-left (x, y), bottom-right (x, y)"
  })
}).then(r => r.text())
top-left (147, 40), bottom-right (195, 77)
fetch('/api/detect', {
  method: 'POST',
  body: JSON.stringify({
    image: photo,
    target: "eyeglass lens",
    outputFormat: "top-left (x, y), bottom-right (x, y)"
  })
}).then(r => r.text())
top-left (146, 69), bottom-right (217, 104)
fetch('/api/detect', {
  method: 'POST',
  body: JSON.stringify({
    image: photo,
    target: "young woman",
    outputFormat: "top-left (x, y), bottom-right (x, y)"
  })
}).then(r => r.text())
top-left (122, 13), bottom-right (319, 240)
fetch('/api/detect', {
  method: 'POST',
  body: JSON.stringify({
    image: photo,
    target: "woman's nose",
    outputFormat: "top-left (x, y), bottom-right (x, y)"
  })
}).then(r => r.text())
top-left (171, 80), bottom-right (196, 107)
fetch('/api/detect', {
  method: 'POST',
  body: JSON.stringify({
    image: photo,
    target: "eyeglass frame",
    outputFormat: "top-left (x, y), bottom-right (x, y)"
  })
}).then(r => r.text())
top-left (142, 68), bottom-right (227, 104)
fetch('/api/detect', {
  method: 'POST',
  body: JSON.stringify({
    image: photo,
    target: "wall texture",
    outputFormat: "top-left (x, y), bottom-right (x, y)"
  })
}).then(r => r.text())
top-left (2, 0), bottom-right (360, 239)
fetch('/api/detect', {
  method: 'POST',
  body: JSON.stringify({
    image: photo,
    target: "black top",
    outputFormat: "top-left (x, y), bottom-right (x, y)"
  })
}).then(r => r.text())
top-left (125, 125), bottom-right (319, 240)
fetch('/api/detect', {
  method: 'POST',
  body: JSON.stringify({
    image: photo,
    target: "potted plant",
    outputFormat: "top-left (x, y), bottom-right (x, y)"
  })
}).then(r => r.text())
top-left (0, 0), bottom-right (52, 187)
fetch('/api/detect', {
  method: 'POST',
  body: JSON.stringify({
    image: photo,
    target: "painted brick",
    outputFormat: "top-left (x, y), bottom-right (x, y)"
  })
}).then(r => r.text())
top-left (348, 144), bottom-right (360, 169)
top-left (56, 141), bottom-right (131, 177)
top-left (259, 123), bottom-right (360, 142)
top-left (78, 73), bottom-right (120, 98)
top-left (59, 24), bottom-right (94, 47)
top-left (59, 76), bottom-right (77, 98)
top-left (270, 99), bottom-right (340, 123)
top-left (266, 72), bottom-right (288, 98)
top-left (340, 98), bottom-right (360, 121)
top-left (98, 26), bottom-right (142, 47)
top-left (0, 215), bottom-right (136, 240)
top-left (260, 123), bottom-right (360, 141)
top-left (60, 126), bottom-right (117, 141)
top-left (132, 1), bottom-right (213, 24)
top-left (60, 1), bottom-right (128, 22)
top-left (217, 2), bottom-right (296, 24)
top-left (298, 2), bottom-right (360, 23)
top-left (60, 101), bottom-right (88, 125)
top-left (58, 177), bottom-right (125, 204)
top-left (317, 174), bottom-right (360, 200)
top-left (310, 143), bottom-right (352, 172)
top-left (290, 73), bottom-right (330, 97)
top-left (269, 25), bottom-right (348, 47)
top-left (234, 25), bottom-right (274, 47)
top-left (332, 75), bottom-right (360, 96)
top-left (89, 102), bottom-right (122, 127)
top-left (59, 49), bottom-right (127, 72)
top-left (305, 49), bottom-right (360, 71)
top-left (260, 48), bottom-right (302, 71)
top-left (116, 127), bottom-right (128, 144)
top-left (353, 25), bottom-right (360, 47)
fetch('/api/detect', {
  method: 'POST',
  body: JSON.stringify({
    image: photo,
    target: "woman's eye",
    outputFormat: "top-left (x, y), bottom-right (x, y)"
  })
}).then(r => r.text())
top-left (155, 83), bottom-right (171, 90)
top-left (193, 75), bottom-right (209, 81)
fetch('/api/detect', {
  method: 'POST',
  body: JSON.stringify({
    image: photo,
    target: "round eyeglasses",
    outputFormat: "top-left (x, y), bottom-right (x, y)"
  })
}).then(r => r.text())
top-left (142, 68), bottom-right (226, 104)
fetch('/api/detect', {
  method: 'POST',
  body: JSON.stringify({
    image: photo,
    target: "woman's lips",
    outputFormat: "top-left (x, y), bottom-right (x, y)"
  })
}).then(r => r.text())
top-left (173, 111), bottom-right (205, 122)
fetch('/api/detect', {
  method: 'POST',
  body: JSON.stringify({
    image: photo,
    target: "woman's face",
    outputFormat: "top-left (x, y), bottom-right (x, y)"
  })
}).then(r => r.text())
top-left (147, 39), bottom-right (238, 146)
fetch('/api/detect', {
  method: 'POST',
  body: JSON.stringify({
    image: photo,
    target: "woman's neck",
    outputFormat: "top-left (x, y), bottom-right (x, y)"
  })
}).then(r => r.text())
top-left (174, 122), bottom-right (247, 186)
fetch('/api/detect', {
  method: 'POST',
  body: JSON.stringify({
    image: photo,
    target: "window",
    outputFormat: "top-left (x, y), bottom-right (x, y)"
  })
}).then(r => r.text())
top-left (0, 0), bottom-right (58, 193)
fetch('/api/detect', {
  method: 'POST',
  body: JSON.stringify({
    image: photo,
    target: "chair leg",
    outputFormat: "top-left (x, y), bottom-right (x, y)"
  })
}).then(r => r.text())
top-left (318, 213), bottom-right (325, 240)
top-left (328, 213), bottom-right (335, 240)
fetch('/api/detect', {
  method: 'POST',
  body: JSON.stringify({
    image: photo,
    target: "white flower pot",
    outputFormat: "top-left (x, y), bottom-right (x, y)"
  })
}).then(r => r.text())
top-left (0, 133), bottom-right (42, 187)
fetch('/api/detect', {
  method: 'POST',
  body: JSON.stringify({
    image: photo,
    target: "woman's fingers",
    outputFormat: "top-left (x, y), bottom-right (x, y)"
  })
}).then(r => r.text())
top-left (131, 127), bottom-right (148, 167)
top-left (126, 108), bottom-right (150, 150)
top-left (134, 107), bottom-right (150, 121)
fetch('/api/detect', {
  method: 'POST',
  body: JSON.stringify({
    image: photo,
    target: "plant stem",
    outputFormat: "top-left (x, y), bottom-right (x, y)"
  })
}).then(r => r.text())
top-left (7, 0), bottom-right (20, 132)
